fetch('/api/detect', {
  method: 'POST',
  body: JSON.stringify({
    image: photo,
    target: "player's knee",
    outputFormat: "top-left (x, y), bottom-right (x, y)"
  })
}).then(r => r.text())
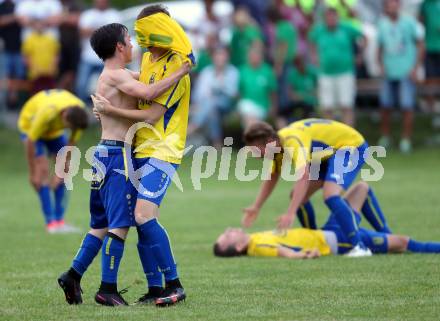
top-left (388, 235), bottom-right (409, 253)
top-left (108, 228), bottom-right (129, 240)
top-left (356, 181), bottom-right (369, 194)
top-left (323, 183), bottom-right (341, 200)
top-left (134, 200), bottom-right (158, 225)
top-left (89, 228), bottom-right (108, 240)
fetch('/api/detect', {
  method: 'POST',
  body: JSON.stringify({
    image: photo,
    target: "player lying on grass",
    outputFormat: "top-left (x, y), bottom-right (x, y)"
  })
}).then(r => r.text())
top-left (18, 89), bottom-right (88, 233)
top-left (242, 119), bottom-right (373, 257)
top-left (90, 4), bottom-right (194, 306)
top-left (57, 22), bottom-right (190, 306)
top-left (214, 181), bottom-right (440, 258)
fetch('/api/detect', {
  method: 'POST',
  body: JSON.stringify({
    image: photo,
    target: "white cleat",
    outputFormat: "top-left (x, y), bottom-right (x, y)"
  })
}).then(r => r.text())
top-left (56, 223), bottom-right (82, 234)
top-left (345, 245), bottom-right (373, 258)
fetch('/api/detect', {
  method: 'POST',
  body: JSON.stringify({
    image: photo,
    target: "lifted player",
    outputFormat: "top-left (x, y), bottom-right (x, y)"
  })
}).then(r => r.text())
top-left (57, 23), bottom-right (189, 306)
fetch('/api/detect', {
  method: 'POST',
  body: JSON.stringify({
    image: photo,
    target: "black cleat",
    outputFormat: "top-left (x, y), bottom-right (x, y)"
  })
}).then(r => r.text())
top-left (155, 287), bottom-right (186, 307)
top-left (95, 290), bottom-right (128, 306)
top-left (58, 272), bottom-right (83, 305)
top-left (134, 292), bottom-right (161, 305)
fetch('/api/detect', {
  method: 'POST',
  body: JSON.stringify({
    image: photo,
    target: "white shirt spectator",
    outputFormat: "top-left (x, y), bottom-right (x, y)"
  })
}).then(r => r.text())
top-left (79, 7), bottom-right (120, 64)
top-left (15, 0), bottom-right (62, 39)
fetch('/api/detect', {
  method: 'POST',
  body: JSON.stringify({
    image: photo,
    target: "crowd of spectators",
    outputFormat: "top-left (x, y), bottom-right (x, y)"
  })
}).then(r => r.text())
top-left (0, 0), bottom-right (439, 153)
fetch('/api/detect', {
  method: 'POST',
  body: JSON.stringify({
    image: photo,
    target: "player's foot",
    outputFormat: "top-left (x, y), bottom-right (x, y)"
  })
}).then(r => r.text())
top-left (95, 291), bottom-right (128, 307)
top-left (57, 272), bottom-right (83, 305)
top-left (46, 222), bottom-right (58, 234)
top-left (378, 136), bottom-right (391, 149)
top-left (345, 244), bottom-right (372, 258)
top-left (134, 292), bottom-right (161, 305)
top-left (56, 221), bottom-right (81, 234)
top-left (155, 286), bottom-right (186, 307)
top-left (399, 138), bottom-right (412, 154)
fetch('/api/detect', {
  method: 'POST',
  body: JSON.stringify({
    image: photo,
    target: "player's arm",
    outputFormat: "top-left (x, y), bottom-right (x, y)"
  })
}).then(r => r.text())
top-left (277, 246), bottom-right (320, 259)
top-left (92, 94), bottom-right (166, 124)
top-left (242, 171), bottom-right (280, 228)
top-left (126, 69), bottom-right (140, 80)
top-left (115, 63), bottom-right (190, 101)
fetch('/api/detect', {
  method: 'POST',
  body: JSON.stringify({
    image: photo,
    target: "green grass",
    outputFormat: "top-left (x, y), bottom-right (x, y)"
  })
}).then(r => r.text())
top-left (1, 126), bottom-right (440, 321)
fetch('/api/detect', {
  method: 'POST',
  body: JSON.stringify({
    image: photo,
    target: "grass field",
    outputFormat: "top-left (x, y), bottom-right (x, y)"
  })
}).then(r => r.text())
top-left (1, 126), bottom-right (440, 321)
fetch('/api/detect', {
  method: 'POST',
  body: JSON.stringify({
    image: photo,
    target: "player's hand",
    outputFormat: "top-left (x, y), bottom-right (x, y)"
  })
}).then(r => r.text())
top-left (277, 213), bottom-right (294, 230)
top-left (29, 173), bottom-right (40, 191)
top-left (91, 94), bottom-right (111, 114)
top-left (182, 62), bottom-right (192, 74)
top-left (242, 205), bottom-right (259, 228)
top-left (304, 249), bottom-right (321, 259)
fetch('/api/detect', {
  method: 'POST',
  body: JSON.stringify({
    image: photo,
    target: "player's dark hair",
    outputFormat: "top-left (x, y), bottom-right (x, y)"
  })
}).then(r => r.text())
top-left (243, 121), bottom-right (278, 145)
top-left (213, 243), bottom-right (247, 258)
top-left (65, 107), bottom-right (89, 130)
top-left (90, 23), bottom-right (128, 61)
top-left (137, 4), bottom-right (170, 20)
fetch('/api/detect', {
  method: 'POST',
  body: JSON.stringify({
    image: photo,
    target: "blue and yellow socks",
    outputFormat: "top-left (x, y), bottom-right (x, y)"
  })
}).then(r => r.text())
top-left (137, 227), bottom-right (163, 288)
top-left (297, 201), bottom-right (317, 229)
top-left (138, 219), bottom-right (178, 283)
top-left (325, 195), bottom-right (362, 247)
top-left (361, 187), bottom-right (392, 233)
top-left (71, 233), bottom-right (103, 280)
top-left (101, 233), bottom-right (125, 288)
top-left (407, 239), bottom-right (440, 253)
top-left (38, 185), bottom-right (53, 224)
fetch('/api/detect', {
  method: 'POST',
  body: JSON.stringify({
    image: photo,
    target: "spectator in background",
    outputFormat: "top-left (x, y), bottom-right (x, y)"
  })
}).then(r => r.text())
top-left (267, 5), bottom-right (297, 128)
top-left (58, 0), bottom-right (81, 92)
top-left (192, 32), bottom-right (217, 75)
top-left (189, 46), bottom-right (239, 149)
top-left (285, 55), bottom-right (317, 124)
top-left (377, 0), bottom-right (424, 153)
top-left (0, 0), bottom-right (24, 109)
top-left (309, 7), bottom-right (365, 126)
top-left (324, 0), bottom-right (359, 26)
top-left (229, 7), bottom-right (263, 67)
top-left (231, 0), bottom-right (269, 28)
top-left (237, 48), bottom-right (277, 127)
top-left (22, 18), bottom-right (60, 93)
top-left (76, 0), bottom-right (120, 103)
top-left (420, 0), bottom-right (440, 111)
top-left (15, 0), bottom-right (62, 40)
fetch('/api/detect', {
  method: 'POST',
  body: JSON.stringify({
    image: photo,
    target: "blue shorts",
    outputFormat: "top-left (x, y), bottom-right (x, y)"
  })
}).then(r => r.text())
top-left (89, 142), bottom-right (136, 229)
top-left (380, 78), bottom-right (415, 111)
top-left (4, 52), bottom-right (25, 79)
top-left (318, 142), bottom-right (368, 190)
top-left (135, 157), bottom-right (178, 206)
top-left (20, 133), bottom-right (67, 157)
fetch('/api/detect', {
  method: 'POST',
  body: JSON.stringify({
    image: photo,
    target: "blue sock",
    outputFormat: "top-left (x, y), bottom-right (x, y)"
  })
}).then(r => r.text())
top-left (408, 239), bottom-right (440, 253)
top-left (54, 184), bottom-right (67, 222)
top-left (136, 227), bottom-right (163, 288)
top-left (325, 196), bottom-right (361, 246)
top-left (38, 185), bottom-right (53, 224)
top-left (361, 187), bottom-right (392, 233)
top-left (101, 233), bottom-right (125, 284)
top-left (72, 233), bottom-right (102, 276)
top-left (297, 201), bottom-right (317, 229)
top-left (138, 219), bottom-right (178, 282)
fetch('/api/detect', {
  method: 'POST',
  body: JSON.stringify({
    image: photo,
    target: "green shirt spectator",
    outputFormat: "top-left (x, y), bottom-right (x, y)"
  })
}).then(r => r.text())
top-left (378, 14), bottom-right (422, 80)
top-left (193, 49), bottom-right (212, 73)
top-left (309, 22), bottom-right (362, 75)
top-left (420, 0), bottom-right (440, 52)
top-left (239, 63), bottom-right (277, 112)
top-left (229, 25), bottom-right (263, 67)
top-left (287, 64), bottom-right (317, 106)
top-left (275, 20), bottom-right (297, 64)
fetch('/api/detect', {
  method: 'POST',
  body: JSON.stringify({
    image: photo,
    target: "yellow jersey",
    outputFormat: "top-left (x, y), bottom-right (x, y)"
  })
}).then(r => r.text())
top-left (18, 89), bottom-right (85, 142)
top-left (247, 228), bottom-right (332, 257)
top-left (134, 51), bottom-right (191, 164)
top-left (273, 118), bottom-right (365, 173)
top-left (22, 32), bottom-right (60, 79)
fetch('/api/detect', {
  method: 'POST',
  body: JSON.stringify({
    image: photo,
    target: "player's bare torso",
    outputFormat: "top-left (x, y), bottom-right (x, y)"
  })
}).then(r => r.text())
top-left (96, 68), bottom-right (139, 142)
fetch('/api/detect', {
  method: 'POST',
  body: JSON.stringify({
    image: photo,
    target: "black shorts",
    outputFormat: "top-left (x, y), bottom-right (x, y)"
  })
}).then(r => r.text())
top-left (59, 44), bottom-right (80, 74)
top-left (425, 52), bottom-right (440, 78)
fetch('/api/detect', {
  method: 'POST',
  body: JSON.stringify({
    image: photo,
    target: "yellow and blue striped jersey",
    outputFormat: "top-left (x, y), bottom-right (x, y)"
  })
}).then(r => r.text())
top-left (134, 51), bottom-right (191, 164)
top-left (18, 89), bottom-right (85, 142)
top-left (247, 228), bottom-right (332, 257)
top-left (273, 118), bottom-right (365, 173)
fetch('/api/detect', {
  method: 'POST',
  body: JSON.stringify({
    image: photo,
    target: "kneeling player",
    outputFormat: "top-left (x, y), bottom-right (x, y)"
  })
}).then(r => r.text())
top-left (58, 23), bottom-right (189, 306)
top-left (18, 89), bottom-right (88, 233)
top-left (214, 182), bottom-right (440, 258)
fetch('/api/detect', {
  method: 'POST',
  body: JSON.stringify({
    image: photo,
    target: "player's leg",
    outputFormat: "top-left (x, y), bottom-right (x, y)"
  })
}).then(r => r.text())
top-left (390, 235), bottom-right (440, 254)
top-left (322, 146), bottom-right (371, 256)
top-left (360, 185), bottom-right (392, 233)
top-left (294, 180), bottom-right (323, 230)
top-left (135, 157), bottom-right (185, 306)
